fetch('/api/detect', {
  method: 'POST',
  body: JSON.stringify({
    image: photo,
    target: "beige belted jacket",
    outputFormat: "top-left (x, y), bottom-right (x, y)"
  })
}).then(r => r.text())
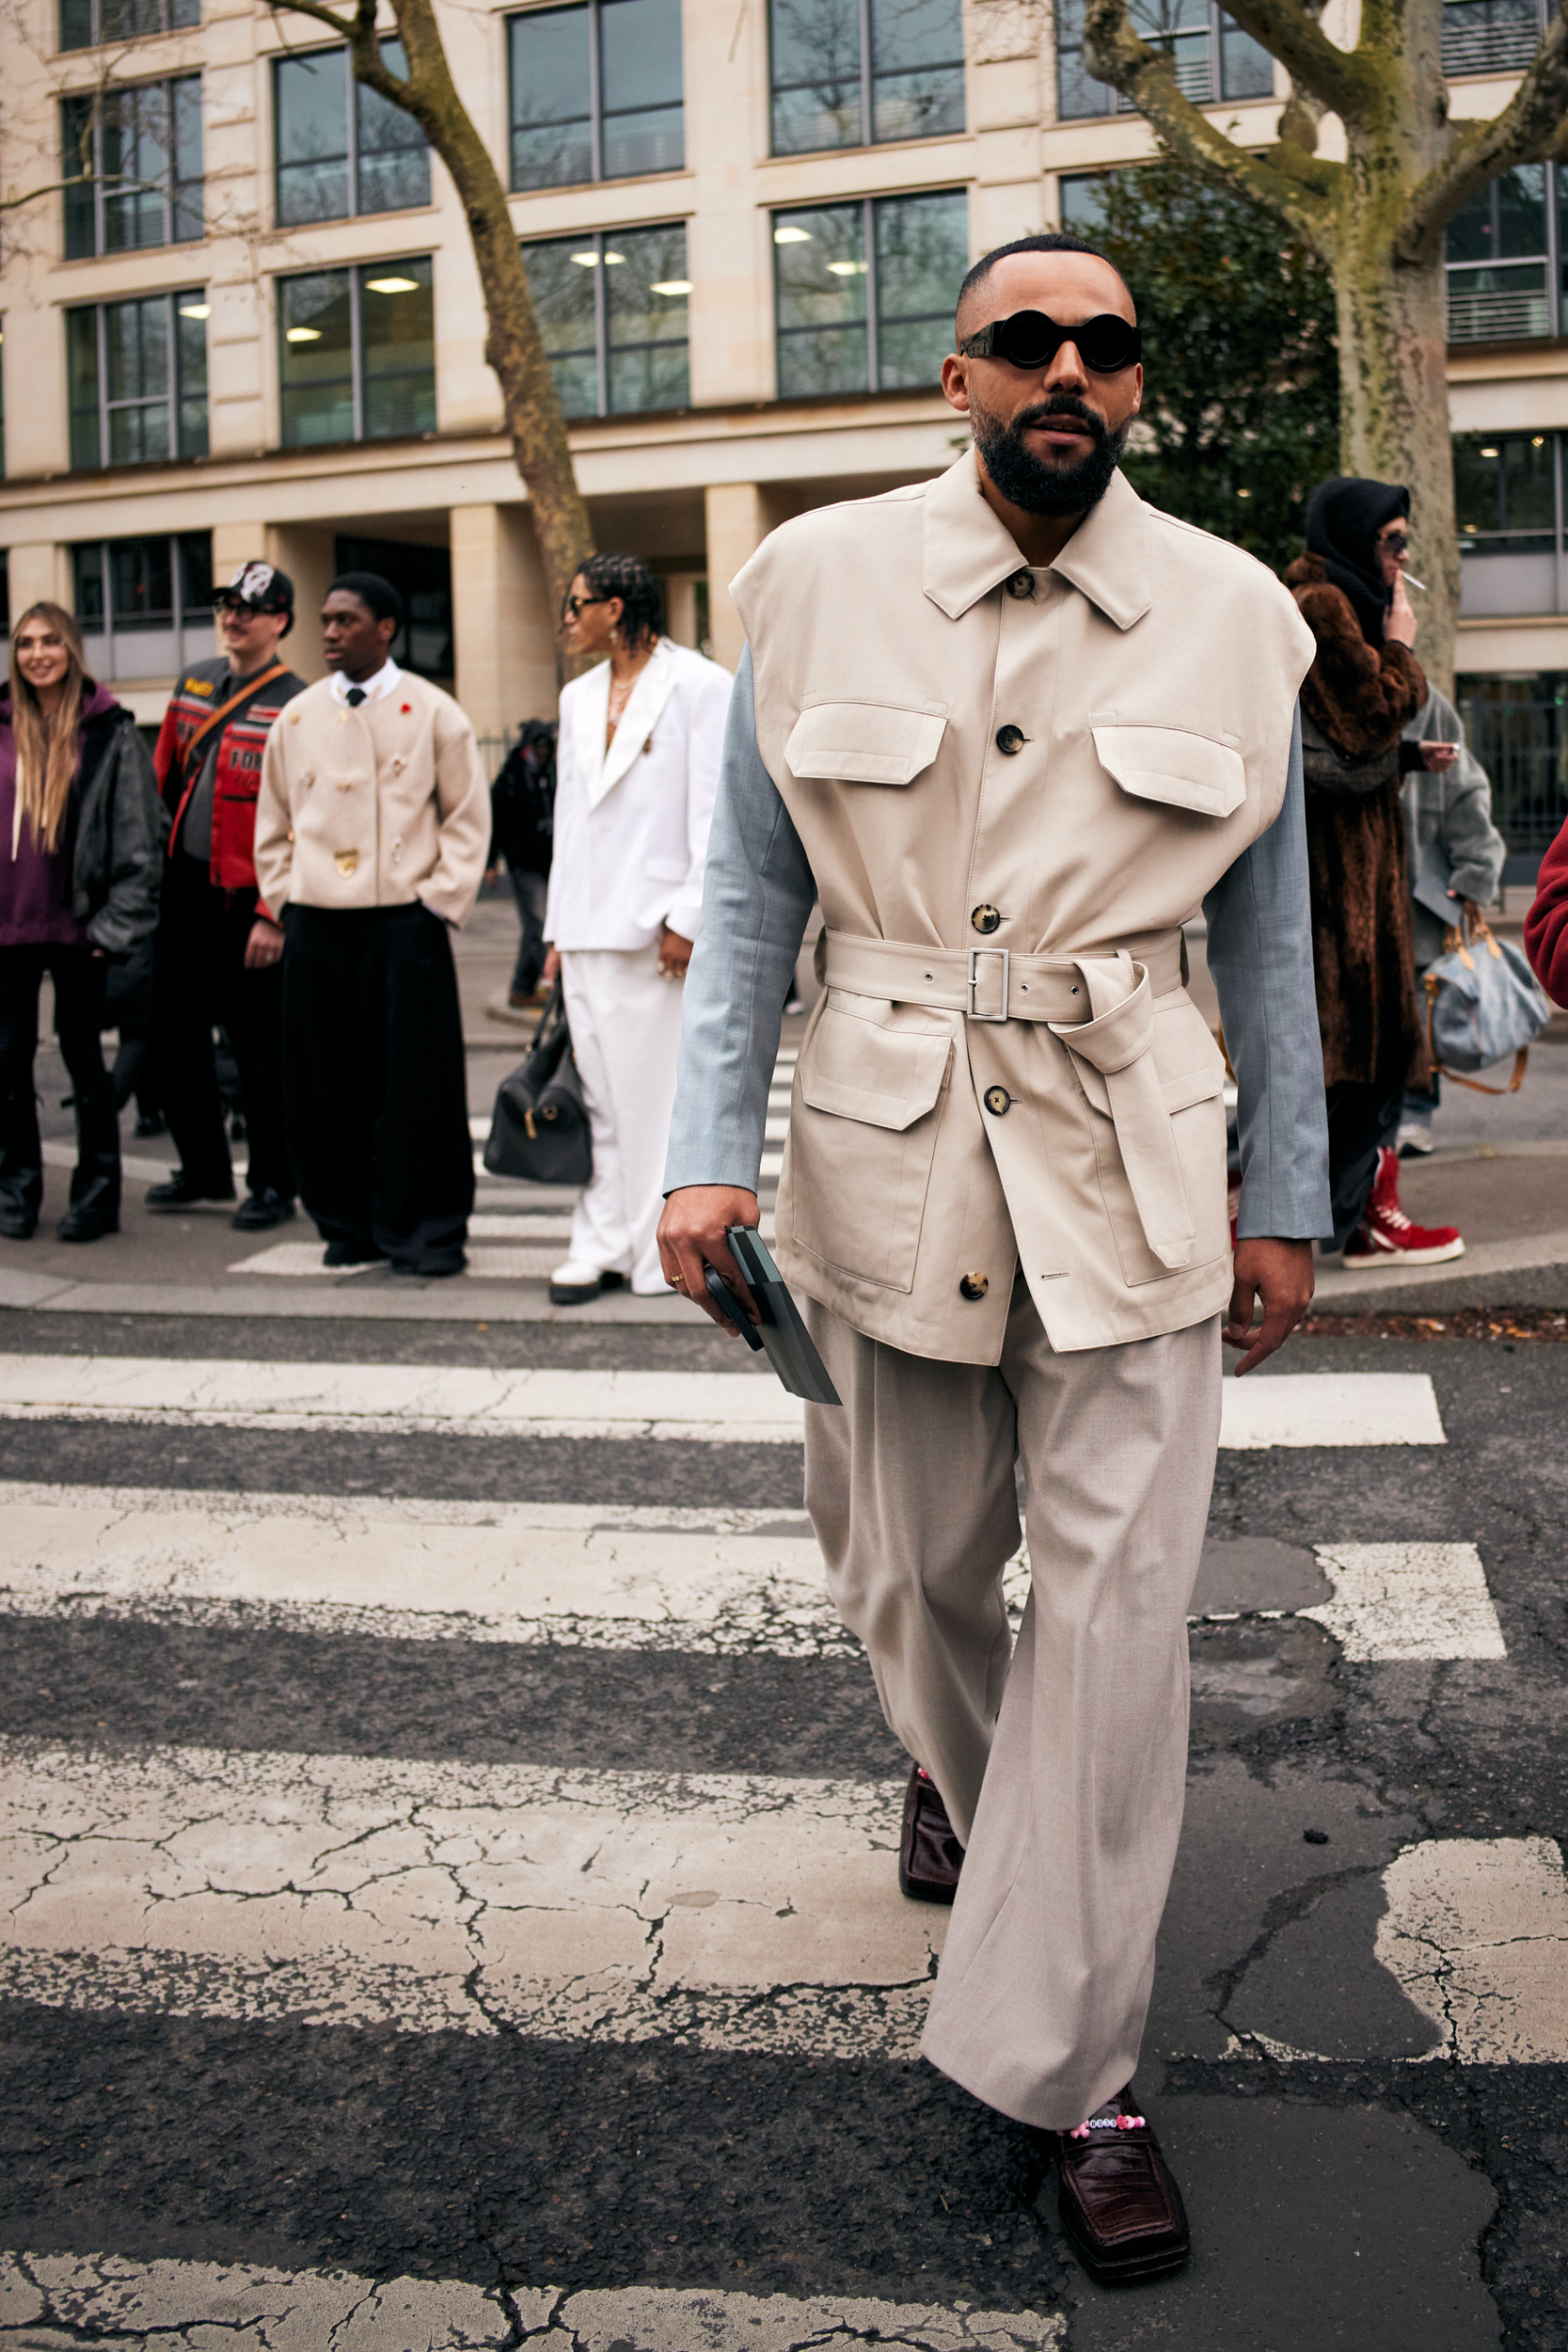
top-left (733, 453), bottom-right (1317, 1359)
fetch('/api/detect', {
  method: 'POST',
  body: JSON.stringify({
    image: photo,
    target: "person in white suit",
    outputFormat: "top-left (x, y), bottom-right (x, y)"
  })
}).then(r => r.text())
top-left (543, 554), bottom-right (733, 1304)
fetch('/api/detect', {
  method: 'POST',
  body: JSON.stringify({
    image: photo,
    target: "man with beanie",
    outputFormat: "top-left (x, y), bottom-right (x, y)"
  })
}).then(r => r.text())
top-left (254, 571), bottom-right (489, 1277)
top-left (148, 560), bottom-right (306, 1229)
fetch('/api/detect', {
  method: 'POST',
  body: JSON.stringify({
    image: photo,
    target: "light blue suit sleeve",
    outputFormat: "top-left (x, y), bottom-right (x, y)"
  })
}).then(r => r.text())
top-left (1201, 704), bottom-right (1332, 1242)
top-left (663, 645), bottom-right (816, 1194)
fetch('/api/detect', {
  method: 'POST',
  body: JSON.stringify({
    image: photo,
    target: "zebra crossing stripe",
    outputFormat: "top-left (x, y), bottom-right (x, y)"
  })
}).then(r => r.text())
top-left (0, 1740), bottom-right (942, 2054)
top-left (0, 1488), bottom-right (1503, 1663)
top-left (0, 1358), bottom-right (1446, 1447)
top-left (0, 2252), bottom-right (1065, 2350)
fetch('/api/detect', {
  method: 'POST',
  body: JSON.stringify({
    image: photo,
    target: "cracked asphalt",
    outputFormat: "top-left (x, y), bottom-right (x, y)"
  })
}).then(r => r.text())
top-left (2, 1301), bottom-right (1566, 2349)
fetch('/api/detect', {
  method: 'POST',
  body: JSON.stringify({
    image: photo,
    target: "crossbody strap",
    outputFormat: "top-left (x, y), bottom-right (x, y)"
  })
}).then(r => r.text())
top-left (166, 662), bottom-right (291, 860)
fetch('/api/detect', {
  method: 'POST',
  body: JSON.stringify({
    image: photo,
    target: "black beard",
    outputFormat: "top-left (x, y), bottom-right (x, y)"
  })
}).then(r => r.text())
top-left (971, 391), bottom-right (1129, 516)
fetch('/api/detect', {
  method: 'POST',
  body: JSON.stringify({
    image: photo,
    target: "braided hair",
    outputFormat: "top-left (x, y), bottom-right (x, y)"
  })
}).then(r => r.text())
top-left (575, 552), bottom-right (663, 651)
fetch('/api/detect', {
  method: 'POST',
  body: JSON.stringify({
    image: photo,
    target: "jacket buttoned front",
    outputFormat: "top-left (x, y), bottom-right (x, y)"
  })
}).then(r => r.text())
top-left (733, 453), bottom-right (1317, 1359)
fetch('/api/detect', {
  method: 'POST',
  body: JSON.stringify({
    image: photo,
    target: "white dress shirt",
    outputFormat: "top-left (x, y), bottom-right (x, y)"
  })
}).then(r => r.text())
top-left (330, 658), bottom-right (402, 707)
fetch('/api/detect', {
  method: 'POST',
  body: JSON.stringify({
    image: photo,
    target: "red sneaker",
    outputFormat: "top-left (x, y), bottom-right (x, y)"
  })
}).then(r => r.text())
top-left (1343, 1147), bottom-right (1465, 1266)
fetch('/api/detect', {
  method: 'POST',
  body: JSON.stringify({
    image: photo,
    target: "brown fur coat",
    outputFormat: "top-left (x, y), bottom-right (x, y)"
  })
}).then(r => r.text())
top-left (1284, 553), bottom-right (1430, 1091)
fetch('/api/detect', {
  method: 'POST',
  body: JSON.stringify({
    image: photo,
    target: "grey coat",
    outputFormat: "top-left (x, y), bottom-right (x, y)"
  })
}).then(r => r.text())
top-left (72, 705), bottom-right (166, 957)
top-left (1402, 688), bottom-right (1508, 968)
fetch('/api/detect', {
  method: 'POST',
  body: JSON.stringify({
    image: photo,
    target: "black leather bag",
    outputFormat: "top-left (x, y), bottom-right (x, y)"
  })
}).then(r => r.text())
top-left (483, 981), bottom-right (593, 1186)
top-left (1300, 705), bottom-right (1400, 797)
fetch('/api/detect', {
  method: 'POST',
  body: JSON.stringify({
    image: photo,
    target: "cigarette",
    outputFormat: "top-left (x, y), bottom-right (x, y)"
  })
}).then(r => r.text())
top-left (1403, 574), bottom-right (1428, 591)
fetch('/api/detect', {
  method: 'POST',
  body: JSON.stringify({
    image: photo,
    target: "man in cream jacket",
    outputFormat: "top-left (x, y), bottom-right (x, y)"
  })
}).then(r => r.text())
top-left (658, 234), bottom-right (1330, 2283)
top-left (255, 571), bottom-right (489, 1277)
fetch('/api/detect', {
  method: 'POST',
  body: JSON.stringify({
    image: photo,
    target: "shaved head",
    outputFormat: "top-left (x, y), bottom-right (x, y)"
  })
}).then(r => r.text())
top-left (955, 233), bottom-right (1135, 343)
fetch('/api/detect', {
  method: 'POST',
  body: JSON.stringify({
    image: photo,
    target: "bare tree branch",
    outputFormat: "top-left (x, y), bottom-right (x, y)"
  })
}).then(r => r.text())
top-left (1195, 0), bottom-right (1374, 118)
top-left (1398, 4), bottom-right (1568, 259)
top-left (1083, 0), bottom-right (1339, 247)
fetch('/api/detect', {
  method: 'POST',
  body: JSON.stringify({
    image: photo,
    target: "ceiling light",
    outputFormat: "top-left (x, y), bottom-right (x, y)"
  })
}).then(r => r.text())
top-left (1533, 434), bottom-right (1545, 446)
top-left (1464, 522), bottom-right (1478, 532)
top-left (827, 260), bottom-right (866, 275)
top-left (285, 326), bottom-right (323, 342)
top-left (1480, 445), bottom-right (1498, 456)
top-left (364, 274), bottom-right (420, 293)
top-left (650, 278), bottom-right (692, 295)
top-left (774, 225), bottom-right (811, 244)
top-left (570, 250), bottom-right (600, 265)
top-left (1236, 486), bottom-right (1251, 497)
top-left (602, 250), bottom-right (626, 264)
top-left (179, 302), bottom-right (210, 318)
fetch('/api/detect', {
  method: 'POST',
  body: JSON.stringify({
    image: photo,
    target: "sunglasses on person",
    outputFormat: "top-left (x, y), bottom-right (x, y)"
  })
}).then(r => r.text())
top-left (562, 592), bottom-right (614, 619)
top-left (1381, 531), bottom-right (1410, 558)
top-left (958, 310), bottom-right (1143, 374)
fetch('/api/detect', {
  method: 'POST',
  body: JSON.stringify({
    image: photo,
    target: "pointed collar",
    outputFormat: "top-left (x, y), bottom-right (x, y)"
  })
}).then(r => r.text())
top-left (921, 448), bottom-right (1152, 631)
top-left (577, 635), bottom-right (679, 810)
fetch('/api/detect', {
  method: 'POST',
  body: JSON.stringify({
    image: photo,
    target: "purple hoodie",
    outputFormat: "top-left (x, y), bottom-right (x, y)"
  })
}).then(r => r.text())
top-left (0, 681), bottom-right (122, 949)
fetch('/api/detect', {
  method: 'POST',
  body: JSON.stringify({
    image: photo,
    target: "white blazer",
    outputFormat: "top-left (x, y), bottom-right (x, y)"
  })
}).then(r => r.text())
top-left (546, 636), bottom-right (733, 951)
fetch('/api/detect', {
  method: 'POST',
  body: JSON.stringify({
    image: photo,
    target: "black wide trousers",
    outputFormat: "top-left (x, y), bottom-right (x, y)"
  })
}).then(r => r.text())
top-left (152, 857), bottom-right (293, 1200)
top-left (0, 946), bottom-right (118, 1217)
top-left (281, 900), bottom-right (473, 1273)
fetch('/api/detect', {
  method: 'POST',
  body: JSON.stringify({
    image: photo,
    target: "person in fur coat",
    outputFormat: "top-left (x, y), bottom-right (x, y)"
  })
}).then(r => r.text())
top-left (1283, 477), bottom-right (1465, 1265)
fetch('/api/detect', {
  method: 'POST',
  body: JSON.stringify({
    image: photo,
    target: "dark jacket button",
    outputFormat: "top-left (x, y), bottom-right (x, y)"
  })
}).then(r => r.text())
top-left (971, 904), bottom-right (1002, 934)
top-left (984, 1086), bottom-right (1011, 1116)
top-left (995, 725), bottom-right (1026, 755)
top-left (1006, 569), bottom-right (1035, 599)
top-left (959, 1271), bottom-right (990, 1301)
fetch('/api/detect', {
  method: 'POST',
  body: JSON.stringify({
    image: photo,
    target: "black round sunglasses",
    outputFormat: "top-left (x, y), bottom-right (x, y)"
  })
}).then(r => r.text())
top-left (958, 310), bottom-right (1142, 375)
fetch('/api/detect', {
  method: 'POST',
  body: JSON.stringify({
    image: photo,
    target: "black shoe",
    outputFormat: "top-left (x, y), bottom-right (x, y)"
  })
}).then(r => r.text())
top-left (389, 1253), bottom-right (467, 1279)
top-left (1055, 2089), bottom-right (1191, 2284)
top-left (231, 1188), bottom-right (295, 1232)
top-left (146, 1171), bottom-right (236, 1210)
top-left (898, 1765), bottom-right (965, 1904)
top-left (0, 1206), bottom-right (37, 1241)
top-left (58, 1195), bottom-right (119, 1243)
top-left (323, 1239), bottom-right (388, 1267)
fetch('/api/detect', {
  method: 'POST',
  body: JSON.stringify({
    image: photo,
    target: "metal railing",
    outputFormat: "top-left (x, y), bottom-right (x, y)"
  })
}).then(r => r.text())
top-left (1446, 278), bottom-right (1554, 343)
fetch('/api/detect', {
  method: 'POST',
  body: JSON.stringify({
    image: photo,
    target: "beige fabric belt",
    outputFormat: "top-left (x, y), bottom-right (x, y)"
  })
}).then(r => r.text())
top-left (818, 927), bottom-right (1196, 1273)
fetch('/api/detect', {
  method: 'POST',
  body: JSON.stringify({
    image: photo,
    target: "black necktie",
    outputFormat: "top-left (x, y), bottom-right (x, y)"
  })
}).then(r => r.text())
top-left (345, 686), bottom-right (367, 707)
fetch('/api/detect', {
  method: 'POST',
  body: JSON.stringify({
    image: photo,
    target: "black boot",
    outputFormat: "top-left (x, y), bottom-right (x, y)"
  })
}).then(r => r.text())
top-left (59, 1147), bottom-right (120, 1243)
top-left (0, 1169), bottom-right (42, 1242)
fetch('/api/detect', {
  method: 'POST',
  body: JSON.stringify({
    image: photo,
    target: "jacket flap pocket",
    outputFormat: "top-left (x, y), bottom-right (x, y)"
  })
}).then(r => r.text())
top-left (800, 1005), bottom-right (951, 1130)
top-left (786, 700), bottom-right (947, 787)
top-left (1092, 723), bottom-right (1246, 818)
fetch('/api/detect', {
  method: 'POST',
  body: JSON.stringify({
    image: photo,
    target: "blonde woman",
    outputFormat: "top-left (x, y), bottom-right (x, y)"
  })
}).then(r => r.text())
top-left (0, 603), bottom-right (161, 1241)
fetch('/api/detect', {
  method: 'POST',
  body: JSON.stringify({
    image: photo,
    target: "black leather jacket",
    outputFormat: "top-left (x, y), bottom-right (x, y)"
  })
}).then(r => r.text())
top-left (71, 701), bottom-right (166, 956)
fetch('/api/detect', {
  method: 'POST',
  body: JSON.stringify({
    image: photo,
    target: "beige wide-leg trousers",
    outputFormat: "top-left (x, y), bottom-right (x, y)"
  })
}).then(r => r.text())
top-left (802, 1277), bottom-right (1220, 2132)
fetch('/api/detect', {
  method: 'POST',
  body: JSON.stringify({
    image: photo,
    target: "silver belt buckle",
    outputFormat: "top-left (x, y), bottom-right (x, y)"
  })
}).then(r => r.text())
top-left (966, 946), bottom-right (1009, 1022)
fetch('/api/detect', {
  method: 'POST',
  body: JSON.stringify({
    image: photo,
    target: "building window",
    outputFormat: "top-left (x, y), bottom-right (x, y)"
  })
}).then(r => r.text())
top-left (274, 41), bottom-right (429, 226)
top-left (62, 74), bottom-right (201, 257)
top-left (1459, 675), bottom-right (1568, 867)
top-left (508, 0), bottom-right (683, 190)
top-left (72, 531), bottom-right (214, 681)
top-left (66, 289), bottom-right (208, 469)
top-left (1441, 0), bottom-right (1547, 75)
top-left (522, 223), bottom-right (689, 415)
top-left (1054, 0), bottom-right (1272, 116)
top-left (60, 0), bottom-right (198, 49)
top-left (773, 189), bottom-right (967, 398)
top-left (1446, 163), bottom-right (1563, 343)
top-left (277, 258), bottom-right (436, 447)
top-left (1454, 430), bottom-right (1567, 621)
top-left (768, 0), bottom-right (963, 156)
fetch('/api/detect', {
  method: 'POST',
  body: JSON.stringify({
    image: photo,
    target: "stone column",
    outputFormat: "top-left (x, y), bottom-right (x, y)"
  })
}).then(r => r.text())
top-left (451, 501), bottom-right (559, 754)
top-left (665, 573), bottom-right (701, 650)
top-left (263, 526), bottom-right (337, 680)
top-left (5, 543), bottom-right (73, 620)
top-left (704, 483), bottom-right (774, 674)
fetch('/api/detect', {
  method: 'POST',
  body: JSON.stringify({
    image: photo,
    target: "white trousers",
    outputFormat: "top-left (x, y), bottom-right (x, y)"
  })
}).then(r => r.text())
top-left (560, 945), bottom-right (685, 1295)
top-left (803, 1277), bottom-right (1221, 2130)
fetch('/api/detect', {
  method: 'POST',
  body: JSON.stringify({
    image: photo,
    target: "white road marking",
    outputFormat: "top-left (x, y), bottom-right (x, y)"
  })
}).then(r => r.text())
top-left (0, 2253), bottom-right (1063, 2350)
top-left (1377, 1836), bottom-right (1568, 2064)
top-left (1219, 1374), bottom-right (1445, 1448)
top-left (230, 1218), bottom-right (778, 1276)
top-left (0, 1357), bottom-right (806, 1442)
top-left (765, 1119), bottom-right (790, 1142)
top-left (0, 1739), bottom-right (942, 2052)
top-left (1306, 1543), bottom-right (1506, 1661)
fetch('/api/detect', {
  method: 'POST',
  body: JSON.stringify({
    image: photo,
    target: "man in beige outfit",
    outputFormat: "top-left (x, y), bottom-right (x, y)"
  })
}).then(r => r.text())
top-left (255, 572), bottom-right (488, 1278)
top-left (658, 233), bottom-right (1330, 2282)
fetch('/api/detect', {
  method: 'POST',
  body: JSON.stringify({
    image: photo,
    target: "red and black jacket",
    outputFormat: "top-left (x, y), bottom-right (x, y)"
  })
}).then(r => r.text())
top-left (153, 656), bottom-right (307, 906)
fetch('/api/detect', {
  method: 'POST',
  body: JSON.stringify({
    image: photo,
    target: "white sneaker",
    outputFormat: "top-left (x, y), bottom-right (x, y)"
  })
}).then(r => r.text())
top-left (1396, 1120), bottom-right (1434, 1157)
top-left (549, 1258), bottom-right (618, 1306)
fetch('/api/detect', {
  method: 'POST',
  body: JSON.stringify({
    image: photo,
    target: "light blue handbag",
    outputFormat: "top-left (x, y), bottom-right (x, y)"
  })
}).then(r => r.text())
top-left (1422, 909), bottom-right (1552, 1093)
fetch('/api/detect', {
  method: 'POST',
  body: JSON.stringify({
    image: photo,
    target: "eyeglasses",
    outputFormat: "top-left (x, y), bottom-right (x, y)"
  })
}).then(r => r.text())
top-left (958, 310), bottom-right (1142, 374)
top-left (562, 593), bottom-right (613, 619)
top-left (1381, 532), bottom-right (1409, 558)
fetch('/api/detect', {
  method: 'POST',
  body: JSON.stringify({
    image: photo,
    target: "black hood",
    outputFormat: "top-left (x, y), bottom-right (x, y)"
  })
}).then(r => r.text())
top-left (1304, 475), bottom-right (1410, 646)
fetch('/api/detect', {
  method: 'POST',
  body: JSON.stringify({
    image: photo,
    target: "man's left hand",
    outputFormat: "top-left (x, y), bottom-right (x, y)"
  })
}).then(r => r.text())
top-left (1224, 1237), bottom-right (1315, 1376)
top-left (658, 926), bottom-right (693, 978)
top-left (245, 917), bottom-right (285, 970)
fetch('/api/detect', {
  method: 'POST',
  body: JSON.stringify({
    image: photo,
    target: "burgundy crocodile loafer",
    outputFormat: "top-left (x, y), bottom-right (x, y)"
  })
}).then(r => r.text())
top-left (898, 1764), bottom-right (964, 1904)
top-left (1055, 2088), bottom-right (1190, 2283)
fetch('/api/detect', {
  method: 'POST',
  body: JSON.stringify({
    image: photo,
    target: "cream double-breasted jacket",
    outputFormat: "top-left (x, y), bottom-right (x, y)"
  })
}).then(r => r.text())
top-left (255, 671), bottom-right (489, 928)
top-left (669, 453), bottom-right (1323, 1359)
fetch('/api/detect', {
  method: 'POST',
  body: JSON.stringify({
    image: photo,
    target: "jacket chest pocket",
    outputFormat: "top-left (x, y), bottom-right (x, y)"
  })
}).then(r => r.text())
top-left (1091, 720), bottom-right (1245, 818)
top-left (785, 699), bottom-right (948, 787)
top-left (785, 1000), bottom-right (951, 1293)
